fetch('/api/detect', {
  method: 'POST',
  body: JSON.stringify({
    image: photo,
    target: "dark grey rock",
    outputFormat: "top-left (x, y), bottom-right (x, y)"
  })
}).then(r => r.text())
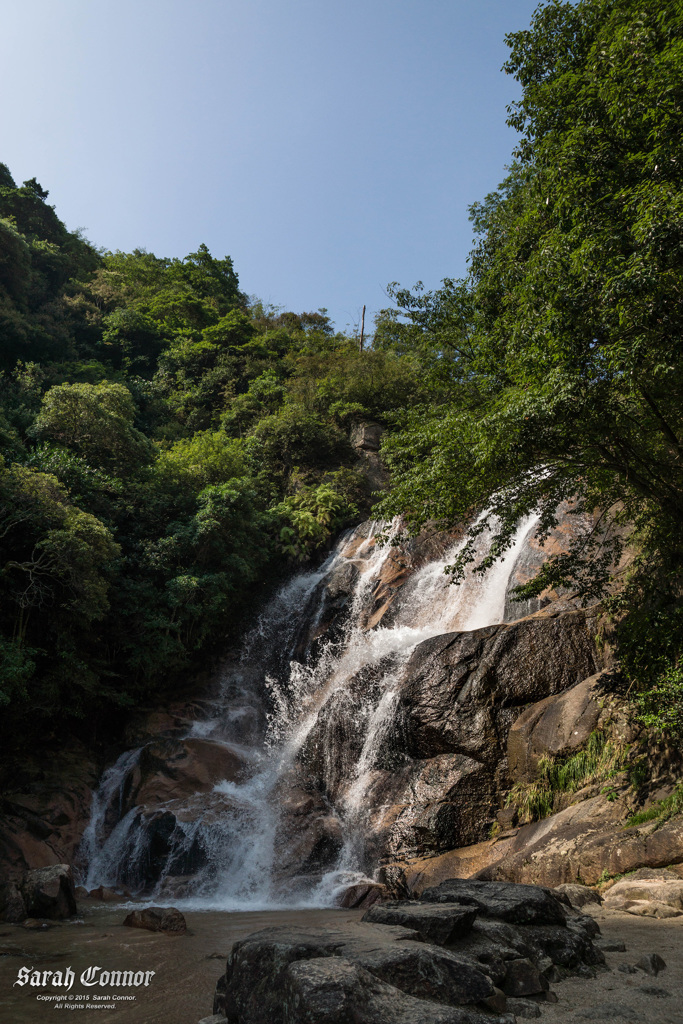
top-left (474, 919), bottom-right (604, 971)
top-left (637, 985), bottom-right (670, 997)
top-left (634, 952), bottom-right (666, 975)
top-left (502, 958), bottom-right (549, 997)
top-left (20, 864), bottom-right (77, 920)
top-left (420, 879), bottom-right (566, 926)
top-left (214, 923), bottom-right (495, 1023)
top-left (596, 940), bottom-right (626, 952)
top-left (123, 906), bottom-right (186, 935)
top-left (0, 880), bottom-right (27, 922)
top-left (362, 901), bottom-right (477, 946)
top-left (617, 963), bottom-right (637, 974)
top-left (281, 957), bottom-right (507, 1024)
top-left (506, 997), bottom-right (542, 1019)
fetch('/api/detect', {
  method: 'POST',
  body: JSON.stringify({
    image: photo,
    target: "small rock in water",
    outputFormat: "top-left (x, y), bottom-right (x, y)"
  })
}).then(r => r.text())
top-left (87, 885), bottom-right (120, 902)
top-left (634, 952), bottom-right (666, 975)
top-left (198, 1016), bottom-right (228, 1024)
top-left (123, 906), bottom-right (186, 935)
top-left (507, 997), bottom-right (541, 1019)
top-left (617, 963), bottom-right (637, 974)
top-left (22, 918), bottom-right (52, 930)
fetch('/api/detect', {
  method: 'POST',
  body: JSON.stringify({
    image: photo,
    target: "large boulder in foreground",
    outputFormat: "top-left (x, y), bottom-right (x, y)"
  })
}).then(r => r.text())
top-left (281, 958), bottom-right (498, 1024)
top-left (212, 880), bottom-right (603, 1024)
top-left (20, 864), bottom-right (77, 919)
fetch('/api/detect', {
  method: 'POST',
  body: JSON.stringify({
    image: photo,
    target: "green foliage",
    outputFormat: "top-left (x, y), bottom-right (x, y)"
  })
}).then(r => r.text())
top-left (375, 0), bottom-right (683, 587)
top-left (253, 409), bottom-right (351, 482)
top-left (31, 380), bottom-right (155, 474)
top-left (154, 431), bottom-right (249, 491)
top-left (626, 785), bottom-right (683, 828)
top-left (0, 161), bottom-right (421, 752)
top-left (507, 731), bottom-right (629, 824)
top-left (0, 637), bottom-right (35, 707)
top-left (371, 0), bottom-right (683, 723)
top-left (271, 482), bottom-right (359, 560)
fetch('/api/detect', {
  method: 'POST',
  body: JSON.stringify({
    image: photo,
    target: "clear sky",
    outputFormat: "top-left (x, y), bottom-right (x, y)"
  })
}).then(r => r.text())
top-left (0, 0), bottom-right (541, 332)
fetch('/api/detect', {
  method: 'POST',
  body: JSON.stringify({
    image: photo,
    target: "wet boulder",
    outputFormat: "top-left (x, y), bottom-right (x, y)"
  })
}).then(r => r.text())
top-left (336, 882), bottom-right (388, 909)
top-left (20, 863), bottom-right (77, 919)
top-left (395, 612), bottom-right (600, 764)
top-left (123, 905), bottom-right (186, 935)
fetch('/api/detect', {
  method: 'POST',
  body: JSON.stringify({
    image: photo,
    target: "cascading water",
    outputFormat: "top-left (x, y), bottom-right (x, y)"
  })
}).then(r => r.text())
top-left (80, 512), bottom-right (540, 909)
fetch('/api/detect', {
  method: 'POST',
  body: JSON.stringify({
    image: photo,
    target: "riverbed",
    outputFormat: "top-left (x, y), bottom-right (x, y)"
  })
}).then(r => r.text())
top-left (1, 902), bottom-right (682, 1024)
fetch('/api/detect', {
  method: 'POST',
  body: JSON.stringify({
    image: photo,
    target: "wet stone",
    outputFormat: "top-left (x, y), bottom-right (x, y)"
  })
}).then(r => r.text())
top-left (362, 901), bottom-right (478, 946)
top-left (281, 957), bottom-right (508, 1024)
top-left (123, 906), bottom-right (186, 935)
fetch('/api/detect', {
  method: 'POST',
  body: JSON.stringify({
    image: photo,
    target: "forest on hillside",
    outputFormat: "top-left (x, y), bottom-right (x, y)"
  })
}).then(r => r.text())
top-left (0, 162), bottom-right (429, 748)
top-left (1, 0), bottom-right (682, 755)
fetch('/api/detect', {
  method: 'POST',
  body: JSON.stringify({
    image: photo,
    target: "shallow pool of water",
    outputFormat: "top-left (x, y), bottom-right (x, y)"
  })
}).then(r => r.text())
top-left (0, 902), bottom-right (363, 1024)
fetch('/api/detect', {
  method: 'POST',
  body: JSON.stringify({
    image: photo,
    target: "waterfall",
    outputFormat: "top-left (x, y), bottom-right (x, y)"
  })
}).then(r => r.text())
top-left (80, 513), bottom-right (539, 909)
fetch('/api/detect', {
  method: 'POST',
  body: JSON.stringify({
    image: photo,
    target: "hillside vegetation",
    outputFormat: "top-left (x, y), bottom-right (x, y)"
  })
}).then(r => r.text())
top-left (0, 166), bottom-right (426, 748)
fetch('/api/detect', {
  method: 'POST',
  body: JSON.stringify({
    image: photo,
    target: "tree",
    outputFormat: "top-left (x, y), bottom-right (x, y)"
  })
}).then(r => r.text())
top-left (375, 0), bottom-right (683, 593)
top-left (32, 381), bottom-right (155, 474)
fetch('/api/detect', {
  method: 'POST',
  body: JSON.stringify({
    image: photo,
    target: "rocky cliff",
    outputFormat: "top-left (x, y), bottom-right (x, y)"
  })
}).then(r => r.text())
top-left (1, 508), bottom-right (677, 918)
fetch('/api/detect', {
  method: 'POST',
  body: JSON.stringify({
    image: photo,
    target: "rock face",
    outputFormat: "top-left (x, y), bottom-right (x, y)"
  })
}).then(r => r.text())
top-left (212, 879), bottom-right (603, 1024)
top-left (20, 863), bottom-right (77, 919)
top-left (0, 880), bottom-right (27, 922)
top-left (507, 672), bottom-right (606, 783)
top-left (0, 742), bottom-right (99, 881)
top-left (288, 607), bottom-right (603, 875)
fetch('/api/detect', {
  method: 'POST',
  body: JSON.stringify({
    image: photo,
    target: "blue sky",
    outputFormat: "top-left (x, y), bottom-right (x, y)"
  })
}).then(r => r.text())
top-left (0, 0), bottom-right (541, 332)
